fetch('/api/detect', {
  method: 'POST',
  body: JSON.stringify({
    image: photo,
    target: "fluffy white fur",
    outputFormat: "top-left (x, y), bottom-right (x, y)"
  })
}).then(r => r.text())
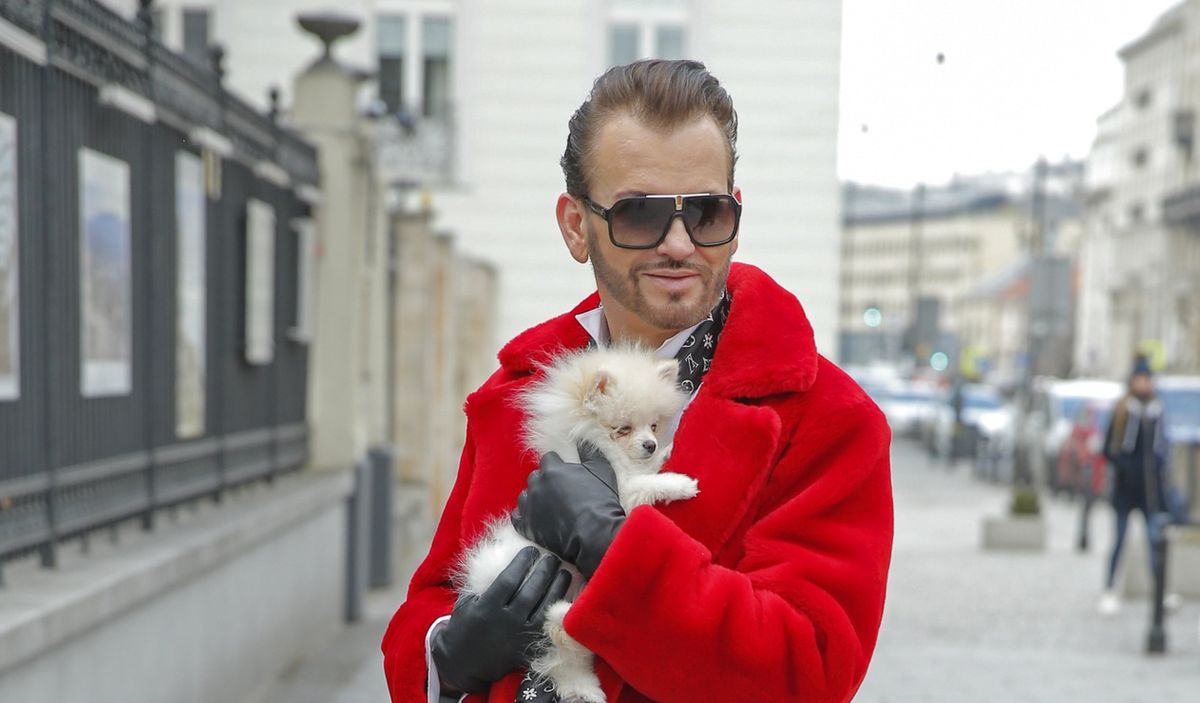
top-left (455, 345), bottom-right (699, 703)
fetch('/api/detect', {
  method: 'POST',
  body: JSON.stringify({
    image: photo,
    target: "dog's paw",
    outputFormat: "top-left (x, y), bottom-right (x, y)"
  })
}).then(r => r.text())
top-left (655, 472), bottom-right (699, 502)
top-left (556, 677), bottom-right (606, 703)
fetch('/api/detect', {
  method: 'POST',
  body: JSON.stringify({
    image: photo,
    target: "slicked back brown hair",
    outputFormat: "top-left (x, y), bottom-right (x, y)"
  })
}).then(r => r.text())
top-left (561, 59), bottom-right (738, 197)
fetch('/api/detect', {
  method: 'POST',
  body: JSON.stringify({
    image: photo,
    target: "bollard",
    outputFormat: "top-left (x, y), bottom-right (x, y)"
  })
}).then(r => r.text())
top-left (345, 457), bottom-right (370, 623)
top-left (1145, 513), bottom-right (1169, 654)
top-left (368, 445), bottom-right (396, 589)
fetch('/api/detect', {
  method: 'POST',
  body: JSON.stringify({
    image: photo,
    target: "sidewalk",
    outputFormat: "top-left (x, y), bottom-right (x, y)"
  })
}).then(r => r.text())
top-left (254, 439), bottom-right (1200, 703)
top-left (247, 572), bottom-right (404, 703)
top-left (857, 439), bottom-right (1200, 702)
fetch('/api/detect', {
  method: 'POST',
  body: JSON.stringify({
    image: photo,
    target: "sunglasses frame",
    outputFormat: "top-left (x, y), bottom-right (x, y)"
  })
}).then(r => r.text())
top-left (580, 193), bottom-right (742, 250)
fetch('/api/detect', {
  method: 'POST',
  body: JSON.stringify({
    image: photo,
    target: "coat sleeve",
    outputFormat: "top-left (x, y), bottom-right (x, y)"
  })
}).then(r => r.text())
top-left (381, 429), bottom-right (477, 702)
top-left (563, 400), bottom-right (893, 703)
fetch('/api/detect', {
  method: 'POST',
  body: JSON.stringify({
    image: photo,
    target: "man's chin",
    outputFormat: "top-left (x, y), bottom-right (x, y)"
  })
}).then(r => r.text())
top-left (637, 294), bottom-right (711, 331)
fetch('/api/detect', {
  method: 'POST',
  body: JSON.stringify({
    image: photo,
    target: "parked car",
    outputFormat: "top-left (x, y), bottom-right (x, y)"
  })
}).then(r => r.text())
top-left (928, 383), bottom-right (1014, 462)
top-left (1158, 376), bottom-right (1200, 445)
top-left (1054, 399), bottom-right (1115, 498)
top-left (877, 380), bottom-right (939, 438)
top-left (845, 364), bottom-right (903, 405)
top-left (1019, 379), bottom-right (1123, 491)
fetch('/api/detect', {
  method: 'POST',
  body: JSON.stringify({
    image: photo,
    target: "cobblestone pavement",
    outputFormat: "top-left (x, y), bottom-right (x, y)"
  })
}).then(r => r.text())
top-left (857, 439), bottom-right (1200, 702)
top-left (256, 439), bottom-right (1200, 703)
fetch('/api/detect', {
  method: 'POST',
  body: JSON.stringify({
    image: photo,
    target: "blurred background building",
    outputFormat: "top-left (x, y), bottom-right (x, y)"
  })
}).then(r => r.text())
top-left (840, 161), bottom-right (1084, 381)
top-left (1, 1), bottom-right (846, 702)
top-left (110, 0), bottom-right (846, 355)
top-left (1080, 0), bottom-right (1200, 379)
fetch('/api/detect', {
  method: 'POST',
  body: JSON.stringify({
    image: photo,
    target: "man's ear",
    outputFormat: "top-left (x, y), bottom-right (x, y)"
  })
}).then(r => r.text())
top-left (557, 192), bottom-right (590, 264)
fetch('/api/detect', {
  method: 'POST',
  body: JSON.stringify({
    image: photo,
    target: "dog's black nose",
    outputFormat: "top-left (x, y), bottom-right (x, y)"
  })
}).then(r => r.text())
top-left (642, 439), bottom-right (657, 454)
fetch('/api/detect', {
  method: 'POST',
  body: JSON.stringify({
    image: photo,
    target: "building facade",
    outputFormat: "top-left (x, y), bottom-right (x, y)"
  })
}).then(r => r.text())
top-left (113, 0), bottom-right (845, 356)
top-left (1080, 0), bottom-right (1200, 377)
top-left (840, 163), bottom-right (1083, 377)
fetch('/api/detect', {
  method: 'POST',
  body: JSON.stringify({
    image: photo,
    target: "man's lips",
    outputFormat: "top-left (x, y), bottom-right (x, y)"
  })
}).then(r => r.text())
top-left (642, 270), bottom-right (700, 279)
top-left (642, 270), bottom-right (701, 292)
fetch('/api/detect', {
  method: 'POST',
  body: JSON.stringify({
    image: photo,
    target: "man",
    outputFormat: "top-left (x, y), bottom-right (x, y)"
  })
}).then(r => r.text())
top-left (382, 59), bottom-right (893, 703)
top-left (1097, 354), bottom-right (1173, 615)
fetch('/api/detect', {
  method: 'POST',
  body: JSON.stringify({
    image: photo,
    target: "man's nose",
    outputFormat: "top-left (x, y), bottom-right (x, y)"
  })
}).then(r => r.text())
top-left (655, 216), bottom-right (695, 259)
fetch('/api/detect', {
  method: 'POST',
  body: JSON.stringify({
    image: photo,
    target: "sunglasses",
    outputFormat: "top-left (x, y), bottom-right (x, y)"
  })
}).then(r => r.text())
top-left (580, 193), bottom-right (742, 250)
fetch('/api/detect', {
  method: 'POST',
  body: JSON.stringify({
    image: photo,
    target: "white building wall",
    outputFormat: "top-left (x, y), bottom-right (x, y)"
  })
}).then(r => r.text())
top-left (430, 0), bottom-right (844, 355)
top-left (124, 0), bottom-right (844, 357)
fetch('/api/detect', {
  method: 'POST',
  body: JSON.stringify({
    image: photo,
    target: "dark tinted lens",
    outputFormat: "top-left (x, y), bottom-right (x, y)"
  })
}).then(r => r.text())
top-left (609, 197), bottom-right (674, 247)
top-left (682, 196), bottom-right (738, 244)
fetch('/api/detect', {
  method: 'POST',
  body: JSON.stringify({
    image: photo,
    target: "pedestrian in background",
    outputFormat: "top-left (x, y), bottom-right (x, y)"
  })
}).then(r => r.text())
top-left (1097, 354), bottom-right (1176, 615)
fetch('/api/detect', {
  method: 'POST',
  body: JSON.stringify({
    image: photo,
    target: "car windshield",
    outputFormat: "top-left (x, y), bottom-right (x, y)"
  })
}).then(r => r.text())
top-left (891, 389), bottom-right (935, 403)
top-left (1057, 396), bottom-right (1091, 421)
top-left (1159, 388), bottom-right (1200, 436)
top-left (964, 391), bottom-right (1002, 410)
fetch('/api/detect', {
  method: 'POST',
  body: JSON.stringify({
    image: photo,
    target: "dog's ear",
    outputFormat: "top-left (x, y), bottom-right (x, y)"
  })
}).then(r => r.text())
top-left (656, 360), bottom-right (678, 384)
top-left (584, 368), bottom-right (613, 412)
top-left (593, 367), bottom-right (613, 395)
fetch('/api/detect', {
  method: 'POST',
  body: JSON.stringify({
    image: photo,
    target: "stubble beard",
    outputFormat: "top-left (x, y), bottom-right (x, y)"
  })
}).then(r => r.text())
top-left (586, 228), bottom-right (731, 332)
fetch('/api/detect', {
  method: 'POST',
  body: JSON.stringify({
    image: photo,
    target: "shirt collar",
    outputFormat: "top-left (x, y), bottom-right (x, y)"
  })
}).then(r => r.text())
top-left (574, 306), bottom-right (703, 359)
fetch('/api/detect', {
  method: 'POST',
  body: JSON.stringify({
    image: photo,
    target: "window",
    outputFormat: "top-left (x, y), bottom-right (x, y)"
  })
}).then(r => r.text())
top-left (245, 200), bottom-right (275, 365)
top-left (150, 7), bottom-right (165, 42)
top-left (175, 151), bottom-right (206, 437)
top-left (182, 9), bottom-right (210, 66)
top-left (376, 14), bottom-right (454, 120)
top-left (290, 219), bottom-right (316, 344)
top-left (607, 19), bottom-right (687, 66)
top-left (1135, 88), bottom-right (1153, 110)
top-left (421, 17), bottom-right (453, 119)
top-left (609, 24), bottom-right (639, 65)
top-left (1131, 147), bottom-right (1149, 169)
top-left (0, 112), bottom-right (17, 401)
top-left (655, 25), bottom-right (686, 59)
top-left (378, 16), bottom-right (407, 114)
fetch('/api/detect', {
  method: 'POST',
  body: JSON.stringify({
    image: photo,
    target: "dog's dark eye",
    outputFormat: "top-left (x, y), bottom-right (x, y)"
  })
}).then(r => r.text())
top-left (615, 425), bottom-right (631, 436)
top-left (650, 423), bottom-right (658, 432)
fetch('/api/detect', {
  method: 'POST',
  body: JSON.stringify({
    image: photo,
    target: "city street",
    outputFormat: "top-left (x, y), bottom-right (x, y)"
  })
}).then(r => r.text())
top-left (858, 439), bottom-right (1200, 702)
top-left (255, 438), bottom-right (1200, 703)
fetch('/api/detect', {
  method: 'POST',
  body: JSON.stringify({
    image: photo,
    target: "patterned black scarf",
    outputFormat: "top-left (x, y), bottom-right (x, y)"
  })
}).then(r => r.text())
top-left (582, 291), bottom-right (731, 394)
top-left (673, 291), bottom-right (731, 394)
top-left (513, 293), bottom-right (732, 703)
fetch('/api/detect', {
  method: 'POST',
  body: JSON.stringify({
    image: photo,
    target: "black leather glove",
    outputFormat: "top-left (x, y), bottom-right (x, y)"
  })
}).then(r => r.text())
top-left (431, 546), bottom-right (572, 694)
top-left (511, 443), bottom-right (627, 579)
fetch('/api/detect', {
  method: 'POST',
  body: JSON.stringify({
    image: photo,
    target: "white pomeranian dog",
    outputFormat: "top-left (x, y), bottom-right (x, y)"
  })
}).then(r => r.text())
top-left (454, 345), bottom-right (700, 703)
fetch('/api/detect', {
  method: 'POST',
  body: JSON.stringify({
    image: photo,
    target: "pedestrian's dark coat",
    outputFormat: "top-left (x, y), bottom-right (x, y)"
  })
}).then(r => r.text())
top-left (382, 264), bottom-right (895, 702)
top-left (1104, 394), bottom-right (1168, 513)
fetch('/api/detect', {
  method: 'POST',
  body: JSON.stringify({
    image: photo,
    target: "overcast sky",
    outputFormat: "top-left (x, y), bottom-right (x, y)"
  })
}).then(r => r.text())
top-left (837, 0), bottom-right (1184, 188)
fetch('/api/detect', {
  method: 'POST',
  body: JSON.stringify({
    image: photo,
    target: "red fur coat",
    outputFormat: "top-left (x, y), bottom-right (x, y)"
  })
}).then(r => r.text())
top-left (382, 263), bottom-right (894, 702)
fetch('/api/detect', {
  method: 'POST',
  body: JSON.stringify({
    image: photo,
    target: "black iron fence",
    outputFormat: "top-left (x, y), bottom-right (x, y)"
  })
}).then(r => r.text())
top-left (0, 0), bottom-right (319, 579)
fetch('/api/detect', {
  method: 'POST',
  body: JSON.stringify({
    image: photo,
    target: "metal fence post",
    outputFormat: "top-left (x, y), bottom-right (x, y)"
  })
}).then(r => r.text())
top-left (36, 0), bottom-right (59, 571)
top-left (138, 0), bottom-right (158, 531)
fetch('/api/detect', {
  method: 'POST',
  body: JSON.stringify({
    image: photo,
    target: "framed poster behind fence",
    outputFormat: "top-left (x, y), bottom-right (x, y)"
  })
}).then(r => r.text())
top-left (176, 151), bottom-right (206, 437)
top-left (79, 148), bottom-right (132, 397)
top-left (0, 112), bottom-right (17, 401)
top-left (245, 198), bottom-right (275, 365)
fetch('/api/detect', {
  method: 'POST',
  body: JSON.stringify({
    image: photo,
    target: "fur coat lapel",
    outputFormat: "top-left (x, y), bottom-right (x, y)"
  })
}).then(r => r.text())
top-left (462, 263), bottom-right (819, 553)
